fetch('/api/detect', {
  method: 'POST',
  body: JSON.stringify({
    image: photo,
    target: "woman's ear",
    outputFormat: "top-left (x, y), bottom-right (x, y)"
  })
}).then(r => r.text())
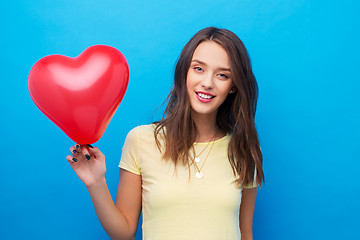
top-left (229, 87), bottom-right (236, 94)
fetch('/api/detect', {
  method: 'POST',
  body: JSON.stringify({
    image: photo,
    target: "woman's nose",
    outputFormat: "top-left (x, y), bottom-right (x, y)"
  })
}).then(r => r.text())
top-left (200, 73), bottom-right (214, 89)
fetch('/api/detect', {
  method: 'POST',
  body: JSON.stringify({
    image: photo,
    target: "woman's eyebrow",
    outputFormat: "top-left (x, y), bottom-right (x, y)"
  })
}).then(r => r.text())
top-left (191, 59), bottom-right (231, 72)
top-left (192, 59), bottom-right (207, 65)
top-left (218, 67), bottom-right (231, 72)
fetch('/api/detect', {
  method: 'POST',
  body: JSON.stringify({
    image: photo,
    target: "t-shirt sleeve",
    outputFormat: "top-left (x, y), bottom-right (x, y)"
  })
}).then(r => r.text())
top-left (118, 128), bottom-right (141, 175)
top-left (243, 167), bottom-right (258, 189)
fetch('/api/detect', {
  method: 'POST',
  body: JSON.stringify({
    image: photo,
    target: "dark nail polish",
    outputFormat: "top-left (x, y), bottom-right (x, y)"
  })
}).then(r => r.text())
top-left (72, 158), bottom-right (78, 162)
top-left (87, 144), bottom-right (93, 148)
top-left (76, 145), bottom-right (80, 149)
top-left (85, 154), bottom-right (90, 160)
top-left (73, 150), bottom-right (78, 154)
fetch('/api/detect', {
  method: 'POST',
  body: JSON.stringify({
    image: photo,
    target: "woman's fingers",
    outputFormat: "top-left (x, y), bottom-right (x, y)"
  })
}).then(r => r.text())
top-left (66, 155), bottom-right (78, 164)
top-left (70, 143), bottom-right (91, 160)
top-left (80, 145), bottom-right (91, 160)
top-left (87, 145), bottom-right (105, 159)
top-left (68, 144), bottom-right (103, 163)
top-left (70, 143), bottom-right (82, 155)
top-left (70, 146), bottom-right (79, 155)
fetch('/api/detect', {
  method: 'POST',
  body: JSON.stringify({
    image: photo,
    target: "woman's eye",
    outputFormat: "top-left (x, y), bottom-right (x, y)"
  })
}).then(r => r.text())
top-left (194, 67), bottom-right (203, 72)
top-left (218, 73), bottom-right (229, 79)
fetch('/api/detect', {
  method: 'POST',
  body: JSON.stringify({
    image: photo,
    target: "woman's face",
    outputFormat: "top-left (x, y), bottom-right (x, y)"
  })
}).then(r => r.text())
top-left (186, 41), bottom-right (233, 119)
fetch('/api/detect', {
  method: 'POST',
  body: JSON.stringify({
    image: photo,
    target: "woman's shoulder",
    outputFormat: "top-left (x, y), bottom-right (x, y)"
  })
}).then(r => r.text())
top-left (125, 124), bottom-right (156, 141)
top-left (128, 123), bottom-right (156, 134)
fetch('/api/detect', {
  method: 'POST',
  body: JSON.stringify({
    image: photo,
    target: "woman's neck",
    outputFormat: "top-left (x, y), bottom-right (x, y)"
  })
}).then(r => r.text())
top-left (191, 110), bottom-right (224, 142)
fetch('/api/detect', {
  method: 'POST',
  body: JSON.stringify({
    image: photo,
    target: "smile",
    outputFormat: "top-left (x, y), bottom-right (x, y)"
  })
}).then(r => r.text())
top-left (195, 91), bottom-right (215, 103)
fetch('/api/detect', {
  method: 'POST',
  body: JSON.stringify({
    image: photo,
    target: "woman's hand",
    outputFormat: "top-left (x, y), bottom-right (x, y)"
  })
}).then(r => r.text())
top-left (66, 144), bottom-right (106, 187)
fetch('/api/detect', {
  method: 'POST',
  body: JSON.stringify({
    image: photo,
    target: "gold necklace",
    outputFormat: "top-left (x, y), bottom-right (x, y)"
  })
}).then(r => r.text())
top-left (194, 136), bottom-right (215, 163)
top-left (190, 136), bottom-right (216, 179)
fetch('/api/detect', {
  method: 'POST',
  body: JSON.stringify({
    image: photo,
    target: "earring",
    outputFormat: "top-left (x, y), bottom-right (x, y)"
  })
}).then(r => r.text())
top-left (229, 88), bottom-right (235, 94)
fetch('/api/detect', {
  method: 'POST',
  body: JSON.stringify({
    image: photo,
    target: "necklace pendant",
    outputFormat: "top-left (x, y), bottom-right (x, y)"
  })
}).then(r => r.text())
top-left (195, 171), bottom-right (203, 179)
top-left (195, 157), bottom-right (200, 163)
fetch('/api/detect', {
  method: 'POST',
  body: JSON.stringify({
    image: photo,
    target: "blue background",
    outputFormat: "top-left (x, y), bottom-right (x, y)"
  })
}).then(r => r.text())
top-left (0, 0), bottom-right (359, 239)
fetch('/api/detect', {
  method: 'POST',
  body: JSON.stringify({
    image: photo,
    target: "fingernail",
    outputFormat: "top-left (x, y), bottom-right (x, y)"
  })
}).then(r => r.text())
top-left (76, 145), bottom-right (80, 149)
top-left (72, 150), bottom-right (77, 154)
top-left (72, 158), bottom-right (78, 162)
top-left (87, 144), bottom-right (93, 148)
top-left (85, 154), bottom-right (90, 160)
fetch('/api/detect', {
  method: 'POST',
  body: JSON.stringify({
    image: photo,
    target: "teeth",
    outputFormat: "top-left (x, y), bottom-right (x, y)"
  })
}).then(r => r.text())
top-left (198, 93), bottom-right (213, 99)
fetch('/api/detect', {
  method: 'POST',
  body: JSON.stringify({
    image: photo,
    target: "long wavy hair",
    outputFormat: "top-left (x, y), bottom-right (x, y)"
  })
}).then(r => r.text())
top-left (154, 27), bottom-right (264, 186)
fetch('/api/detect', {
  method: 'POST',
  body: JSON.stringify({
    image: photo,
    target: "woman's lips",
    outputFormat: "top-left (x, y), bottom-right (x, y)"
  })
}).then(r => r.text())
top-left (195, 91), bottom-right (215, 103)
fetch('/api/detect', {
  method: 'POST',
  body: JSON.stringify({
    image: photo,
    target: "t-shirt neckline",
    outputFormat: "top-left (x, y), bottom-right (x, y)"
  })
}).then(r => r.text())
top-left (194, 133), bottom-right (230, 145)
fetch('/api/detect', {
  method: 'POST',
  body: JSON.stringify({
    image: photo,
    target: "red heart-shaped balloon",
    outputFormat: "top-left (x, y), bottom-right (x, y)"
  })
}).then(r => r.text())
top-left (28, 45), bottom-right (129, 144)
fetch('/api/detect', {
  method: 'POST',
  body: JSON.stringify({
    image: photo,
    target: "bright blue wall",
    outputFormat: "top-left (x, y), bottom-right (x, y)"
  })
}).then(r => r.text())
top-left (0, 1), bottom-right (359, 239)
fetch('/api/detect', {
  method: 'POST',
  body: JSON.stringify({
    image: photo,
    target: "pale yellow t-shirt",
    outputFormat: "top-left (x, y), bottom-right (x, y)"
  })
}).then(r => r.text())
top-left (119, 124), bottom-right (257, 240)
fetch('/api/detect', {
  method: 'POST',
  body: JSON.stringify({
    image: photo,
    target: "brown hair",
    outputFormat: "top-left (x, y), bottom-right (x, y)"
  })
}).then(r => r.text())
top-left (154, 27), bottom-right (264, 186)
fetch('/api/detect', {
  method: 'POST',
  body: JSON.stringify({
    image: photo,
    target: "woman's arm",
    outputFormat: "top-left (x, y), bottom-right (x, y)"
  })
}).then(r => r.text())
top-left (87, 169), bottom-right (142, 240)
top-left (67, 146), bottom-right (142, 240)
top-left (239, 186), bottom-right (258, 240)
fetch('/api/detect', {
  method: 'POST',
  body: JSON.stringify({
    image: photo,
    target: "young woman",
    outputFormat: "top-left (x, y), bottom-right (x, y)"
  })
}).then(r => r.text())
top-left (66, 27), bottom-right (265, 240)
